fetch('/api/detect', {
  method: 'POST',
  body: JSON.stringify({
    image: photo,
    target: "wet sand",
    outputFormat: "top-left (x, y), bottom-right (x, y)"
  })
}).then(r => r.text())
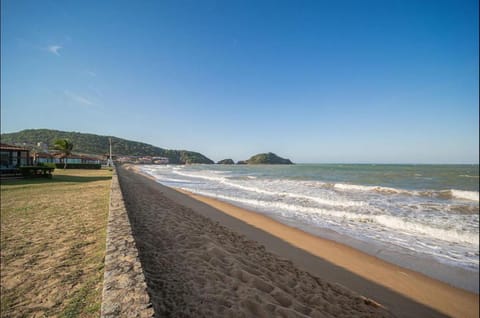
top-left (118, 165), bottom-right (478, 318)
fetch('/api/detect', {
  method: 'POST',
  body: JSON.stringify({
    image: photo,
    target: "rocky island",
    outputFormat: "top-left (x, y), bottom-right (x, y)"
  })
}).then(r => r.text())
top-left (217, 159), bottom-right (235, 165)
top-left (244, 152), bottom-right (293, 164)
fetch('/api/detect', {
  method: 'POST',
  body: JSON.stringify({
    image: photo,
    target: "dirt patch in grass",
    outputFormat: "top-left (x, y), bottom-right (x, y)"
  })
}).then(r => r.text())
top-left (1, 169), bottom-right (112, 317)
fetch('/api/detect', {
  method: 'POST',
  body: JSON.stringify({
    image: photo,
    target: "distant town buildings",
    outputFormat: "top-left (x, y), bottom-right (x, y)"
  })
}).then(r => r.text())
top-left (116, 156), bottom-right (169, 164)
top-left (37, 142), bottom-right (48, 152)
top-left (2, 141), bottom-right (170, 167)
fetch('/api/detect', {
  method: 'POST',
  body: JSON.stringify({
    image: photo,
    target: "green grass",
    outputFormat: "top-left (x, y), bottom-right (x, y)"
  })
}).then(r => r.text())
top-left (1, 169), bottom-right (112, 317)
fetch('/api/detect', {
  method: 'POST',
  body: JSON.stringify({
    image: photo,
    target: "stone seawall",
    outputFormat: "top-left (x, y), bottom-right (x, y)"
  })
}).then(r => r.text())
top-left (101, 170), bottom-right (154, 317)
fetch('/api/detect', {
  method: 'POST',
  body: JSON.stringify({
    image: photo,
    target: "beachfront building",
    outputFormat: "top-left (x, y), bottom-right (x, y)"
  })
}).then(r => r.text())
top-left (34, 152), bottom-right (55, 164)
top-left (80, 155), bottom-right (102, 164)
top-left (33, 152), bottom-right (102, 165)
top-left (152, 157), bottom-right (169, 164)
top-left (36, 142), bottom-right (48, 152)
top-left (53, 154), bottom-right (102, 164)
top-left (0, 143), bottom-right (31, 169)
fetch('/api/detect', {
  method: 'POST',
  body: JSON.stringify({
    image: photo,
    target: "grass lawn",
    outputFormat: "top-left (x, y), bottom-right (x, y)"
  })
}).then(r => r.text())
top-left (1, 169), bottom-right (112, 317)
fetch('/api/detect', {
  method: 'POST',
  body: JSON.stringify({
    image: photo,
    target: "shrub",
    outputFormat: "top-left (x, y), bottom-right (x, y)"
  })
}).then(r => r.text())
top-left (39, 163), bottom-right (56, 168)
top-left (53, 163), bottom-right (101, 169)
top-left (18, 166), bottom-right (55, 178)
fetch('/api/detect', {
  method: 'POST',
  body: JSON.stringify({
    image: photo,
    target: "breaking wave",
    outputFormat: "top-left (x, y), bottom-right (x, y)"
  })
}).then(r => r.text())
top-left (334, 183), bottom-right (479, 202)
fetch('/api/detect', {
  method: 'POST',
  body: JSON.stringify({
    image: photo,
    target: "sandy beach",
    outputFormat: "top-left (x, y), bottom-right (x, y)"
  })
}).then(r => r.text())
top-left (118, 165), bottom-right (479, 318)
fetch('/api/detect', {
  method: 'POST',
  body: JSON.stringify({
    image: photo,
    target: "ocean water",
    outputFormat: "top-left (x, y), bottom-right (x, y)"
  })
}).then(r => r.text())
top-left (140, 164), bottom-right (479, 291)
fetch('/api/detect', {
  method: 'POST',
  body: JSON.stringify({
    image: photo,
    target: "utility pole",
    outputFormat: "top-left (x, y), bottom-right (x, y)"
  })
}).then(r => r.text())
top-left (107, 137), bottom-right (113, 167)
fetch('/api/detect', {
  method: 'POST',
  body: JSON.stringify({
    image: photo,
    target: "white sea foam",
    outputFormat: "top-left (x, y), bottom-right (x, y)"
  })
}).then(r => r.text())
top-left (164, 177), bottom-right (201, 184)
top-left (185, 188), bottom-right (478, 246)
top-left (187, 189), bottom-right (370, 221)
top-left (374, 215), bottom-right (479, 246)
top-left (222, 179), bottom-right (364, 208)
top-left (334, 182), bottom-right (480, 202)
top-left (173, 170), bottom-right (226, 183)
top-left (172, 169), bottom-right (365, 208)
top-left (334, 183), bottom-right (405, 194)
top-left (450, 190), bottom-right (479, 201)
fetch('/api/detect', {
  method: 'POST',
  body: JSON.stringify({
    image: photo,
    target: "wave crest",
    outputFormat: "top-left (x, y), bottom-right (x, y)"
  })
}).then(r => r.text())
top-left (334, 182), bottom-right (479, 202)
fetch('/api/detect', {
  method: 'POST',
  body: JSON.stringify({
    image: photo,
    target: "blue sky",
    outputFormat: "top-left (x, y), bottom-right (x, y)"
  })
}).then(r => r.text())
top-left (1, 0), bottom-right (478, 163)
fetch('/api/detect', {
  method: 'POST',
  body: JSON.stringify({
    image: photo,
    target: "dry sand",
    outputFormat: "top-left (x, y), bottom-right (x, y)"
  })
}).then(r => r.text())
top-left (180, 193), bottom-right (479, 318)
top-left (1, 169), bottom-right (112, 317)
top-left (119, 165), bottom-right (479, 318)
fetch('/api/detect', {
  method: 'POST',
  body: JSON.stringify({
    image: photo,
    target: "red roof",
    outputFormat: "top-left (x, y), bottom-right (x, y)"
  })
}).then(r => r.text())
top-left (0, 143), bottom-right (29, 151)
top-left (35, 152), bottom-right (53, 158)
top-left (51, 153), bottom-right (100, 160)
top-left (32, 151), bottom-right (100, 160)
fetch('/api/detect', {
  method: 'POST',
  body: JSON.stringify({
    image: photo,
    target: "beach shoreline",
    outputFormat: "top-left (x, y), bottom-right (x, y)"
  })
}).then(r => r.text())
top-left (123, 164), bottom-right (479, 318)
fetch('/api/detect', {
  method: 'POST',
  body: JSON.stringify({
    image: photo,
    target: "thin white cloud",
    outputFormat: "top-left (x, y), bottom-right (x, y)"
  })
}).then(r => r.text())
top-left (64, 90), bottom-right (94, 106)
top-left (86, 70), bottom-right (97, 77)
top-left (88, 84), bottom-right (103, 98)
top-left (47, 45), bottom-right (62, 56)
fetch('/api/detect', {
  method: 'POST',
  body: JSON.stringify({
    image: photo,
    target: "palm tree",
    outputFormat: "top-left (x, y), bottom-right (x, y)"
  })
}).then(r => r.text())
top-left (54, 139), bottom-right (74, 169)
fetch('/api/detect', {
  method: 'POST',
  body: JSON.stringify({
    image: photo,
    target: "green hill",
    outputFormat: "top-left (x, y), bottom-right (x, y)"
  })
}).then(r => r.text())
top-left (1, 129), bottom-right (214, 164)
top-left (246, 152), bottom-right (293, 164)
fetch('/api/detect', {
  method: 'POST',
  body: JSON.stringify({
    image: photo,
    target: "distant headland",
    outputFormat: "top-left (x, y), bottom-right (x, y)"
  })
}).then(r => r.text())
top-left (0, 129), bottom-right (213, 164)
top-left (1, 129), bottom-right (293, 165)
